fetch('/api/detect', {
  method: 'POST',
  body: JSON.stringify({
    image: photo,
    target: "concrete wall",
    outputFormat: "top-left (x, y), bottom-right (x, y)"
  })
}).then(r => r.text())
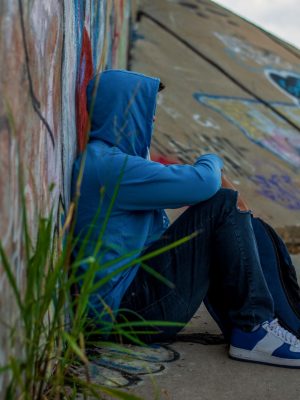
top-left (132, 0), bottom-right (300, 246)
top-left (0, 0), bottom-right (134, 393)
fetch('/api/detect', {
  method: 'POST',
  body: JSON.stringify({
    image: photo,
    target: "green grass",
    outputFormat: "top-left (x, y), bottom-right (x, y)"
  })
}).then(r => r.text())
top-left (0, 171), bottom-right (192, 399)
top-left (0, 196), bottom-right (134, 398)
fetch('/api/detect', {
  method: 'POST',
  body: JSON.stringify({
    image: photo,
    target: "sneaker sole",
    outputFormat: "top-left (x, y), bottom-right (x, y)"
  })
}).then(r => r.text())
top-left (229, 345), bottom-right (300, 368)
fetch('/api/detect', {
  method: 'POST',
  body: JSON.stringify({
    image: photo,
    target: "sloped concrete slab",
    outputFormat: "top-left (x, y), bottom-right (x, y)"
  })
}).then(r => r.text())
top-left (124, 0), bottom-right (300, 398)
top-left (131, 0), bottom-right (300, 247)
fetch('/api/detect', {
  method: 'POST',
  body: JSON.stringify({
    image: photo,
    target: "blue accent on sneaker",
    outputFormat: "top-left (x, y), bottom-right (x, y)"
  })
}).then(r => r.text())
top-left (229, 319), bottom-right (300, 368)
top-left (231, 326), bottom-right (267, 350)
top-left (272, 343), bottom-right (300, 359)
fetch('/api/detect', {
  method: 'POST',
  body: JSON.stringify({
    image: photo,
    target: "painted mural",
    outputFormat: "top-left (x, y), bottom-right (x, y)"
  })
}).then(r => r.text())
top-left (193, 93), bottom-right (300, 169)
top-left (0, 0), bottom-right (133, 395)
top-left (214, 31), bottom-right (300, 107)
top-left (265, 69), bottom-right (300, 105)
top-left (250, 173), bottom-right (300, 211)
top-left (151, 88), bottom-right (300, 210)
top-left (214, 32), bottom-right (295, 71)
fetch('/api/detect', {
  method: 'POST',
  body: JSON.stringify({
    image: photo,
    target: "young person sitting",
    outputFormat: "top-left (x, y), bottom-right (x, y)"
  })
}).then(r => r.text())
top-left (72, 70), bottom-right (300, 368)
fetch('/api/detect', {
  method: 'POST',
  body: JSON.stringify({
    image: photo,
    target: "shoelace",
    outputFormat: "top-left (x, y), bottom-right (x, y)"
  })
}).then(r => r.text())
top-left (264, 319), bottom-right (300, 347)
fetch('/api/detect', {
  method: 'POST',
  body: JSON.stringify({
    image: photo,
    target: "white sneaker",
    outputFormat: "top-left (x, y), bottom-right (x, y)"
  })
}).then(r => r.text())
top-left (229, 319), bottom-right (300, 368)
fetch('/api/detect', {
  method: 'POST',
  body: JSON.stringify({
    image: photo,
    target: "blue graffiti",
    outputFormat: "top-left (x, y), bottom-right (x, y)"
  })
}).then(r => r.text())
top-left (74, 0), bottom-right (85, 69)
top-left (268, 72), bottom-right (300, 102)
top-left (91, 1), bottom-right (103, 69)
top-left (249, 174), bottom-right (300, 210)
top-left (193, 93), bottom-right (300, 169)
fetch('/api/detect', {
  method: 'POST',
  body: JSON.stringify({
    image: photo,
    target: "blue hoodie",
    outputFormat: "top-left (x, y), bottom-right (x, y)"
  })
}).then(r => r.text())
top-left (72, 70), bottom-right (223, 322)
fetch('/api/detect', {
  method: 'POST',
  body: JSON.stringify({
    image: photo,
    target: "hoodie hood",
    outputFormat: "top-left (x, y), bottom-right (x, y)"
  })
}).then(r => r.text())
top-left (87, 70), bottom-right (160, 157)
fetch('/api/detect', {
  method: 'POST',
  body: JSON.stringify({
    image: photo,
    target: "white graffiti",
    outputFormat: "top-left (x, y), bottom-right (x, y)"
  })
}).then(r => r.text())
top-left (193, 113), bottom-right (220, 130)
top-left (157, 93), bottom-right (182, 119)
top-left (61, 0), bottom-right (79, 208)
top-left (214, 32), bottom-right (292, 69)
top-left (196, 94), bottom-right (300, 169)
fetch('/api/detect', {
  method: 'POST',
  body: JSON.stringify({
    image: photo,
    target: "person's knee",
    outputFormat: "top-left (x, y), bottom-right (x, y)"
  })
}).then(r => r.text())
top-left (213, 188), bottom-right (237, 203)
top-left (191, 188), bottom-right (250, 216)
top-left (219, 188), bottom-right (252, 214)
top-left (213, 189), bottom-right (251, 214)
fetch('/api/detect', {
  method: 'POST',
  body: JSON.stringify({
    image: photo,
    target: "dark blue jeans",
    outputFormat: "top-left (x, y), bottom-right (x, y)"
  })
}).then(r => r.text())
top-left (118, 189), bottom-right (274, 342)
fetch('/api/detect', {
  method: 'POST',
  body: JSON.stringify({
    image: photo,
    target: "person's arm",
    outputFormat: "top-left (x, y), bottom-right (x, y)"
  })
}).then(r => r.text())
top-left (99, 152), bottom-right (223, 210)
top-left (221, 174), bottom-right (250, 212)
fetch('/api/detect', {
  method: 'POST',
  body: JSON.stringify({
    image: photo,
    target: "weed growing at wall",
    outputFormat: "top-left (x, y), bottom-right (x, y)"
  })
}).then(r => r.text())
top-left (0, 165), bottom-right (189, 399)
top-left (0, 72), bottom-right (194, 399)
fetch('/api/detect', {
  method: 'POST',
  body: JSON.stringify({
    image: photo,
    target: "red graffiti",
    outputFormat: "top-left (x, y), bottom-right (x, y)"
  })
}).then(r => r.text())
top-left (151, 153), bottom-right (179, 165)
top-left (112, 0), bottom-right (124, 67)
top-left (76, 27), bottom-right (93, 153)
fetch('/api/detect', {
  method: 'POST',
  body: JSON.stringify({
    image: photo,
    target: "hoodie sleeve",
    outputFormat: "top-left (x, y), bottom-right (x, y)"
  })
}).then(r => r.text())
top-left (99, 151), bottom-right (223, 210)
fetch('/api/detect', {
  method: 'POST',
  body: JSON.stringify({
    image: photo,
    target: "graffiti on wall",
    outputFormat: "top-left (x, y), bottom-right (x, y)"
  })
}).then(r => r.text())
top-left (214, 32), bottom-right (294, 71)
top-left (193, 93), bottom-right (300, 169)
top-left (0, 0), bottom-right (132, 247)
top-left (265, 69), bottom-right (300, 104)
top-left (250, 173), bottom-right (300, 210)
top-left (152, 129), bottom-right (253, 178)
top-left (214, 31), bottom-right (300, 105)
top-left (0, 0), bottom-right (132, 265)
top-left (153, 93), bottom-right (253, 177)
top-left (0, 0), bottom-right (133, 394)
top-left (76, 27), bottom-right (93, 153)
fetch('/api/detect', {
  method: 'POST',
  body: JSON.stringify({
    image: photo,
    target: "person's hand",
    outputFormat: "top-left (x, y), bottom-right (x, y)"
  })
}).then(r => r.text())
top-left (221, 174), bottom-right (250, 212)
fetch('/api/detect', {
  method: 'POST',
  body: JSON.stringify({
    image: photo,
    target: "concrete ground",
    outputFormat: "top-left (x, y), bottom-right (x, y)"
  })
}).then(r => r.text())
top-left (125, 255), bottom-right (300, 400)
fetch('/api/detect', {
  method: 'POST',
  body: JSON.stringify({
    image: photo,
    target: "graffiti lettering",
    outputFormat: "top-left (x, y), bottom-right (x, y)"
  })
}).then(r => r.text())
top-left (250, 174), bottom-right (300, 210)
top-left (152, 127), bottom-right (252, 178)
top-left (193, 113), bottom-right (220, 129)
top-left (157, 93), bottom-right (182, 119)
top-left (194, 93), bottom-right (300, 169)
top-left (214, 32), bottom-right (292, 70)
top-left (266, 70), bottom-right (300, 104)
